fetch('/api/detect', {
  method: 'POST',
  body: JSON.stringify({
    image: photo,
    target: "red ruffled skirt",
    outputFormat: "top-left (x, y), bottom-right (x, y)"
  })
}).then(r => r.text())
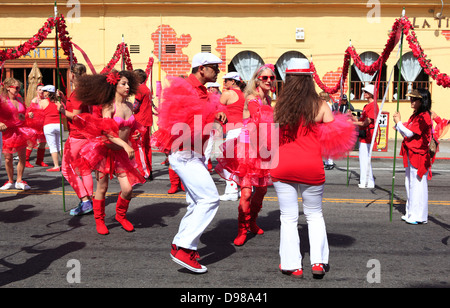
top-left (215, 125), bottom-right (272, 188)
top-left (72, 140), bottom-right (145, 187)
top-left (25, 106), bottom-right (46, 143)
top-left (2, 125), bottom-right (38, 154)
top-left (69, 113), bottom-right (146, 187)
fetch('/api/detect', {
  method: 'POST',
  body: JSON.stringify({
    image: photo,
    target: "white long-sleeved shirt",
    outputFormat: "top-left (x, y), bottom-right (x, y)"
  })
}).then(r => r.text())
top-left (395, 122), bottom-right (414, 138)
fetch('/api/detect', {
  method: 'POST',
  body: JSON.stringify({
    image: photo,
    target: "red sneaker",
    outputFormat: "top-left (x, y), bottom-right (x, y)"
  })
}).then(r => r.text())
top-left (312, 263), bottom-right (326, 279)
top-left (25, 161), bottom-right (34, 168)
top-left (46, 167), bottom-right (61, 172)
top-left (279, 264), bottom-right (303, 278)
top-left (36, 161), bottom-right (49, 167)
top-left (170, 245), bottom-right (207, 273)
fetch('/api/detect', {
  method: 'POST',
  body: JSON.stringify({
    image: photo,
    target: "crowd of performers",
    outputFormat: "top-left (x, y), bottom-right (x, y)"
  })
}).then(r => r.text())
top-left (0, 53), bottom-right (448, 278)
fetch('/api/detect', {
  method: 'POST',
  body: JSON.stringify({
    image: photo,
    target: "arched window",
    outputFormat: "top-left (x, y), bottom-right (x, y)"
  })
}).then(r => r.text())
top-left (229, 51), bottom-right (264, 81)
top-left (275, 51), bottom-right (307, 81)
top-left (350, 51), bottom-right (387, 100)
top-left (393, 51), bottom-right (430, 100)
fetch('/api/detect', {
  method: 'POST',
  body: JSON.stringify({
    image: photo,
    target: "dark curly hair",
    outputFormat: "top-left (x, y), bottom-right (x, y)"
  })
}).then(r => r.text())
top-left (75, 70), bottom-right (139, 106)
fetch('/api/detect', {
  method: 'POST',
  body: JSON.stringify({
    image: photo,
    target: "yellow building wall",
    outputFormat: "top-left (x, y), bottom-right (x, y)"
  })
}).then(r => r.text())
top-left (1, 1), bottom-right (450, 141)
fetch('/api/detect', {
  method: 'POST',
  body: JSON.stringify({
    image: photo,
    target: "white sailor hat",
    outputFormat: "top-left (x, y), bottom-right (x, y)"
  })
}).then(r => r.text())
top-left (362, 84), bottom-right (375, 96)
top-left (191, 53), bottom-right (223, 68)
top-left (206, 82), bottom-right (221, 88)
top-left (42, 85), bottom-right (56, 93)
top-left (222, 72), bottom-right (241, 81)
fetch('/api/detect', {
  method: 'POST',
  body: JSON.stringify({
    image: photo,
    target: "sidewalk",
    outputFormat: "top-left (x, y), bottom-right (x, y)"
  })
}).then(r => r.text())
top-left (349, 138), bottom-right (450, 160)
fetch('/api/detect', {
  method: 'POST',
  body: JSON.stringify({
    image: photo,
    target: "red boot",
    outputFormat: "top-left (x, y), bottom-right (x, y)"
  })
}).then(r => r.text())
top-left (233, 211), bottom-right (249, 246)
top-left (25, 149), bottom-right (34, 168)
top-left (115, 193), bottom-right (134, 232)
top-left (168, 168), bottom-right (182, 194)
top-left (92, 199), bottom-right (109, 235)
top-left (35, 147), bottom-right (48, 167)
top-left (249, 187), bottom-right (267, 235)
top-left (234, 192), bottom-right (251, 246)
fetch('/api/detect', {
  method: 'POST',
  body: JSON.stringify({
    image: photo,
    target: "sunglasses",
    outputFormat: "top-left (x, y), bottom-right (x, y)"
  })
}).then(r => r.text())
top-left (9, 86), bottom-right (20, 90)
top-left (258, 75), bottom-right (275, 82)
top-left (203, 64), bottom-right (220, 72)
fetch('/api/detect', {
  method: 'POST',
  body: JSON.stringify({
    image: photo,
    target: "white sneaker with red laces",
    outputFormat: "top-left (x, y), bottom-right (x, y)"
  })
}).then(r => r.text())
top-left (0, 181), bottom-right (14, 190)
top-left (15, 181), bottom-right (31, 190)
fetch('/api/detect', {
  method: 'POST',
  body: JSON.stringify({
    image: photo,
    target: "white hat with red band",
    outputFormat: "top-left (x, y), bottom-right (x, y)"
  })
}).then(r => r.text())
top-left (285, 58), bottom-right (313, 75)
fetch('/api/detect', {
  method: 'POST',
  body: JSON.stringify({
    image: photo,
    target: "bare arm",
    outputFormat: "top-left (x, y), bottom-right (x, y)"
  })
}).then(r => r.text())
top-left (315, 100), bottom-right (334, 124)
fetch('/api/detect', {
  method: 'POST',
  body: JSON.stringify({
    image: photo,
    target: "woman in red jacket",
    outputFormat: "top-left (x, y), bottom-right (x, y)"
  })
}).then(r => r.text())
top-left (393, 88), bottom-right (433, 225)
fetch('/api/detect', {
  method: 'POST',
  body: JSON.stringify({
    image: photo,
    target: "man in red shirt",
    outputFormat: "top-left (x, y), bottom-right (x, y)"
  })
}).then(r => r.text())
top-left (133, 69), bottom-right (154, 180)
top-left (169, 53), bottom-right (227, 274)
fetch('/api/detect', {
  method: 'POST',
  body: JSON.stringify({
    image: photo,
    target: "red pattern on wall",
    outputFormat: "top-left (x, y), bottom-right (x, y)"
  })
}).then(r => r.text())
top-left (320, 67), bottom-right (348, 101)
top-left (441, 30), bottom-right (450, 41)
top-left (216, 35), bottom-right (242, 71)
top-left (151, 25), bottom-right (192, 77)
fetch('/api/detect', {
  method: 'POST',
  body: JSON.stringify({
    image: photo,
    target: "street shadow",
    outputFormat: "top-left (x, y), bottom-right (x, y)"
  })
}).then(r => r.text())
top-left (0, 241), bottom-right (86, 287)
top-left (197, 209), bottom-right (356, 268)
top-left (197, 218), bottom-right (237, 267)
top-left (116, 201), bottom-right (185, 230)
top-left (0, 204), bottom-right (41, 224)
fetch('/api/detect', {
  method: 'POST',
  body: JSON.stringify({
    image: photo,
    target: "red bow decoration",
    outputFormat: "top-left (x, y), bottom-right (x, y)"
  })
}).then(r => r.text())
top-left (106, 71), bottom-right (121, 85)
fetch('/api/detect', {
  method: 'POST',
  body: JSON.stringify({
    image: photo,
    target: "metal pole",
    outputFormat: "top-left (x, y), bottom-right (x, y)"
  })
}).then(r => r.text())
top-left (390, 11), bottom-right (405, 221)
top-left (55, 1), bottom-right (66, 212)
top-left (347, 41), bottom-right (352, 186)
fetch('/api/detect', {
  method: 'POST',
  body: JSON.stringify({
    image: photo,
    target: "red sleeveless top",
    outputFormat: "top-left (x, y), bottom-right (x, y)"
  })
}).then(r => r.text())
top-left (271, 123), bottom-right (325, 185)
top-left (43, 102), bottom-right (61, 126)
top-left (225, 88), bottom-right (245, 125)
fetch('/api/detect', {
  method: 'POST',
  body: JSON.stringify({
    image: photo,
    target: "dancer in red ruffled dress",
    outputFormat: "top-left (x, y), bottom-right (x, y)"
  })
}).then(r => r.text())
top-left (0, 78), bottom-right (37, 190)
top-left (56, 63), bottom-right (94, 216)
top-left (71, 70), bottom-right (145, 235)
top-left (25, 84), bottom-right (48, 168)
top-left (271, 58), bottom-right (356, 279)
top-left (215, 64), bottom-right (276, 246)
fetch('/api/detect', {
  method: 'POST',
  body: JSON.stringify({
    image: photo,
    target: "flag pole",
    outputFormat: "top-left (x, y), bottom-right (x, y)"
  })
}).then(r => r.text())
top-left (122, 34), bottom-right (125, 71)
top-left (156, 15), bottom-right (162, 108)
top-left (347, 40), bottom-right (352, 186)
top-left (390, 8), bottom-right (405, 221)
top-left (55, 1), bottom-right (66, 212)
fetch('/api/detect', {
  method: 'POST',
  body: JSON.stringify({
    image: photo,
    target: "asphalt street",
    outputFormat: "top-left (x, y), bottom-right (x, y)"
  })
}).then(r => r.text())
top-left (0, 143), bottom-right (449, 293)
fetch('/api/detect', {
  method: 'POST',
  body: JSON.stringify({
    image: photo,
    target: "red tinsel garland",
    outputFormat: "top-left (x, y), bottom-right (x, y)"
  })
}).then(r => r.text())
top-left (2, 15), bottom-right (449, 88)
top-left (311, 15), bottom-right (450, 93)
top-left (0, 16), bottom-right (77, 64)
top-left (100, 43), bottom-right (133, 74)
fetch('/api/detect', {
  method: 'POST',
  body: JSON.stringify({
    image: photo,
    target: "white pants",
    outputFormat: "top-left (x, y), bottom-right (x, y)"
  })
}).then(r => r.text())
top-left (169, 150), bottom-right (220, 250)
top-left (273, 181), bottom-right (329, 270)
top-left (405, 156), bottom-right (428, 222)
top-left (221, 128), bottom-right (242, 194)
top-left (43, 123), bottom-right (61, 153)
top-left (359, 142), bottom-right (375, 186)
